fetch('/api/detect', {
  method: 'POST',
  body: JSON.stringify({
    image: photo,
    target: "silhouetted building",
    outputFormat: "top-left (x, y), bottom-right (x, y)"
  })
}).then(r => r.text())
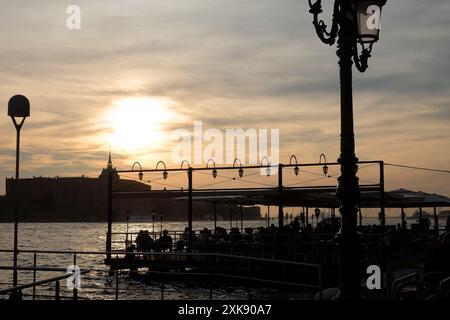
top-left (2, 153), bottom-right (260, 222)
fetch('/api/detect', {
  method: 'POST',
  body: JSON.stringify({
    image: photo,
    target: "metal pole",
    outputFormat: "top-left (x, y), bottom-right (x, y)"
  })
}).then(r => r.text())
top-left (115, 269), bottom-right (119, 300)
top-left (335, 1), bottom-right (361, 300)
top-left (126, 215), bottom-right (129, 245)
top-left (55, 280), bottom-right (60, 300)
top-left (380, 161), bottom-right (386, 232)
top-left (106, 170), bottom-right (113, 261)
top-left (401, 207), bottom-right (406, 230)
top-left (379, 161), bottom-right (388, 298)
top-left (433, 207), bottom-right (439, 233)
top-left (240, 205), bottom-right (243, 233)
top-left (32, 251), bottom-right (36, 300)
top-left (187, 168), bottom-right (193, 253)
top-left (152, 215), bottom-right (155, 239)
top-left (214, 201), bottom-right (217, 230)
top-left (278, 164), bottom-right (284, 228)
top-left (358, 208), bottom-right (362, 227)
top-left (73, 254), bottom-right (78, 300)
top-left (306, 207), bottom-right (309, 225)
top-left (12, 124), bottom-right (21, 288)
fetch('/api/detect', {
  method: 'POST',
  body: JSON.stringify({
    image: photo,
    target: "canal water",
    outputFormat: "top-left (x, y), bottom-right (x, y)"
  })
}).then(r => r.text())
top-left (0, 218), bottom-right (446, 299)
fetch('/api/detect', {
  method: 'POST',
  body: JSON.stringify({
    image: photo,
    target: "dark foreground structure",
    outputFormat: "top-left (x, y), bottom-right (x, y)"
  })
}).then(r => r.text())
top-left (102, 160), bottom-right (450, 300)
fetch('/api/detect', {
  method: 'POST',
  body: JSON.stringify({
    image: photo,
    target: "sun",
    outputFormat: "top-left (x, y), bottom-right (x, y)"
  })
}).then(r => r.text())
top-left (104, 97), bottom-right (175, 152)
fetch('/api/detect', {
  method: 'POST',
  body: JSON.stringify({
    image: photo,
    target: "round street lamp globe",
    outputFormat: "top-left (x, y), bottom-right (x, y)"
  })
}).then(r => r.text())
top-left (8, 95), bottom-right (30, 118)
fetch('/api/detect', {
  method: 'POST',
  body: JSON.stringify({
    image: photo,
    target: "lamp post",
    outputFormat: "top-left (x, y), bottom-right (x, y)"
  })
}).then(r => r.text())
top-left (308, 0), bottom-right (387, 300)
top-left (7, 94), bottom-right (30, 287)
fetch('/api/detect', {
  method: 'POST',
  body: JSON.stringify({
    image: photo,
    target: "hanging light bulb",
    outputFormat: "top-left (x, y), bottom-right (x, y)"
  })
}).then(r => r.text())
top-left (323, 165), bottom-right (328, 176)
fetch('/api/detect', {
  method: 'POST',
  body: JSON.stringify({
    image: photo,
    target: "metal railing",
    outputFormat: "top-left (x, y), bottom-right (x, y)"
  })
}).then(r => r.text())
top-left (0, 249), bottom-right (322, 300)
top-left (0, 266), bottom-right (90, 300)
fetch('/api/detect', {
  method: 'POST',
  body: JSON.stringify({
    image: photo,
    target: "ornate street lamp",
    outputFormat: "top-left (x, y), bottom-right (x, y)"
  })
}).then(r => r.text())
top-left (233, 158), bottom-right (244, 178)
top-left (156, 161), bottom-right (168, 180)
top-left (206, 159), bottom-right (217, 179)
top-left (132, 162), bottom-right (143, 181)
top-left (289, 155), bottom-right (300, 176)
top-left (261, 156), bottom-right (271, 177)
top-left (308, 0), bottom-right (387, 300)
top-left (7, 94), bottom-right (30, 288)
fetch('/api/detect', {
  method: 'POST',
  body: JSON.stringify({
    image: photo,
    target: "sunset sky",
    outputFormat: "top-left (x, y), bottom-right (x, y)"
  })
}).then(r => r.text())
top-left (0, 0), bottom-right (449, 196)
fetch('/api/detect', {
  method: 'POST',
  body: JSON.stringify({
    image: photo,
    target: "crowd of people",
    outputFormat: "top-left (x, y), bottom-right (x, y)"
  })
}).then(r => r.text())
top-left (129, 214), bottom-right (450, 271)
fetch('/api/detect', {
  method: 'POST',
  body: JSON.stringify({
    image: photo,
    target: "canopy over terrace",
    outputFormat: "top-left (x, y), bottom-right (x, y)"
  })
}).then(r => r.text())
top-left (110, 186), bottom-right (450, 218)
top-left (169, 187), bottom-right (450, 208)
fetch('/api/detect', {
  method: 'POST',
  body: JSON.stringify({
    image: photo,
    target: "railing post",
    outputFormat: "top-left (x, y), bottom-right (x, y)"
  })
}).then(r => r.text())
top-left (115, 268), bottom-right (119, 300)
top-left (282, 264), bottom-right (286, 298)
top-left (247, 259), bottom-right (251, 300)
top-left (55, 280), bottom-right (60, 300)
top-left (9, 289), bottom-right (22, 301)
top-left (209, 272), bottom-right (213, 300)
top-left (161, 272), bottom-right (164, 300)
top-left (33, 251), bottom-right (37, 300)
top-left (318, 266), bottom-right (323, 300)
top-left (72, 253), bottom-right (78, 300)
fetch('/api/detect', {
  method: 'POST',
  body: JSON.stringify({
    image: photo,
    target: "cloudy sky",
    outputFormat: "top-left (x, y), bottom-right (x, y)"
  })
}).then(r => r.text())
top-left (0, 0), bottom-right (449, 196)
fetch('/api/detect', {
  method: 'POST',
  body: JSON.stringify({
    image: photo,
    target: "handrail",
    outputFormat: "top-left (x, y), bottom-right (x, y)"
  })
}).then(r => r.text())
top-left (145, 270), bottom-right (321, 289)
top-left (0, 249), bottom-right (320, 268)
top-left (0, 266), bottom-right (88, 272)
top-left (0, 270), bottom-right (90, 295)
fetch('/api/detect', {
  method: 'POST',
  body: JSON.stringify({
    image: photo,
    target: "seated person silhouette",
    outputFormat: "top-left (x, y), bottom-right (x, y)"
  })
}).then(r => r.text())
top-left (156, 230), bottom-right (173, 252)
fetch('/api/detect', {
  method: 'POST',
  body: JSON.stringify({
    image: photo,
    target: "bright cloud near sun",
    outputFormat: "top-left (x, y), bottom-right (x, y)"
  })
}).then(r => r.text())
top-left (101, 97), bottom-right (178, 153)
